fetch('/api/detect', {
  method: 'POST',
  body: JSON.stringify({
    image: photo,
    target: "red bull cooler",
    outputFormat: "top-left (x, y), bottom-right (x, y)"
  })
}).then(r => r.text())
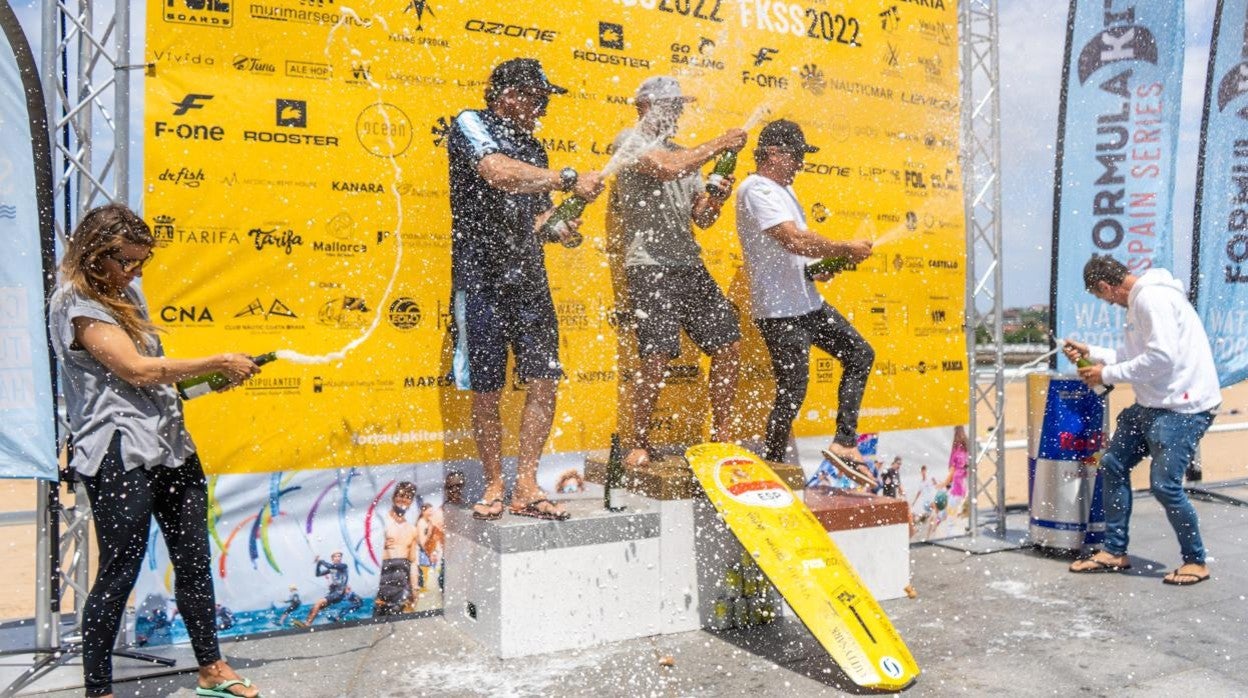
top-left (1026, 373), bottom-right (1107, 550)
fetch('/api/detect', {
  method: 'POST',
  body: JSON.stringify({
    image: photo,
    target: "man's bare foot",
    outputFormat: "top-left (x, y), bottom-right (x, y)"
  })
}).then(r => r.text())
top-left (198, 659), bottom-right (259, 697)
top-left (624, 448), bottom-right (650, 468)
top-left (1162, 563), bottom-right (1210, 585)
top-left (1069, 550), bottom-right (1131, 573)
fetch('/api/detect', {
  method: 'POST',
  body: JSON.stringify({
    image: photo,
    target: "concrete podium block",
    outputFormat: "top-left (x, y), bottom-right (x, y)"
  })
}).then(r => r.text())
top-left (444, 497), bottom-right (663, 658)
top-left (804, 488), bottom-right (911, 601)
top-left (584, 451), bottom-right (806, 500)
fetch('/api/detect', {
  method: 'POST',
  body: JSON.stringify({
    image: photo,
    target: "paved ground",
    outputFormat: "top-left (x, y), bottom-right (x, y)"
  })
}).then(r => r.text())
top-left (6, 483), bottom-right (1246, 697)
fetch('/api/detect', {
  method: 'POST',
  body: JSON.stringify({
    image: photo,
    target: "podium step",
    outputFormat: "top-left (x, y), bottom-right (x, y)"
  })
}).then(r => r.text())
top-left (584, 450), bottom-right (806, 500)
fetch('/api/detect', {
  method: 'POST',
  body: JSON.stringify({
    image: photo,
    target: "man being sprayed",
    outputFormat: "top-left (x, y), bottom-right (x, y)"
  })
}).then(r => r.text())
top-left (734, 120), bottom-right (875, 474)
top-left (1065, 255), bottom-right (1221, 586)
top-left (373, 481), bottom-right (420, 617)
top-left (299, 551), bottom-right (361, 626)
top-left (608, 76), bottom-right (747, 467)
top-left (448, 58), bottom-right (605, 521)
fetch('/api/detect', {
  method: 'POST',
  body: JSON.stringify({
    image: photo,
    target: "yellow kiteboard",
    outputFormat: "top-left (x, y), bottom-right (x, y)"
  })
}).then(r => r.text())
top-left (686, 443), bottom-right (919, 691)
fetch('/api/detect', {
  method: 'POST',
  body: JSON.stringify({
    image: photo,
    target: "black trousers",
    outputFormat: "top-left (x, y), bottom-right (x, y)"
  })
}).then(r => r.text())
top-left (756, 304), bottom-right (874, 463)
top-left (79, 434), bottom-right (221, 697)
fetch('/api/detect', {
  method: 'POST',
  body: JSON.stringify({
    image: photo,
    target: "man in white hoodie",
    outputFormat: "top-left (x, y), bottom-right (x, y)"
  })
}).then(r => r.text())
top-left (1064, 255), bottom-right (1221, 586)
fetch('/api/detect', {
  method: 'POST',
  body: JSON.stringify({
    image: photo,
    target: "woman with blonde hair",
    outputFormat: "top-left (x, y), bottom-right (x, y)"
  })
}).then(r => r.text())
top-left (49, 203), bottom-right (261, 698)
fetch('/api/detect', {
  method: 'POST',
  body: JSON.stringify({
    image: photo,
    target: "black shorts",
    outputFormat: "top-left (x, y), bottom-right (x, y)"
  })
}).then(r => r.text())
top-left (374, 559), bottom-right (413, 616)
top-left (454, 282), bottom-right (562, 392)
top-left (625, 265), bottom-right (740, 359)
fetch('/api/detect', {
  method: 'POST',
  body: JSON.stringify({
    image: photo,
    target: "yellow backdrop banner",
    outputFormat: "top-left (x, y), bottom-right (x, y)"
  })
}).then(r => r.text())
top-left (144, 0), bottom-right (966, 474)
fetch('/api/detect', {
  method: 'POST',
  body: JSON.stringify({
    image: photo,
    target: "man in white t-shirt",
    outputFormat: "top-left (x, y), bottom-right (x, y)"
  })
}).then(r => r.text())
top-left (735, 120), bottom-right (875, 473)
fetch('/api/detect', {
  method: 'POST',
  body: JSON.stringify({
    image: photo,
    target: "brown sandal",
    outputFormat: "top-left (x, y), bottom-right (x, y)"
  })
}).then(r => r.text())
top-left (471, 498), bottom-right (504, 521)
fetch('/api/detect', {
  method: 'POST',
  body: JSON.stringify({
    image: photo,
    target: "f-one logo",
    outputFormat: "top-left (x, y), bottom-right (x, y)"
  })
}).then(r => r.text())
top-left (164, 0), bottom-right (233, 28)
top-left (172, 93), bottom-right (213, 115)
top-left (464, 19), bottom-right (556, 42)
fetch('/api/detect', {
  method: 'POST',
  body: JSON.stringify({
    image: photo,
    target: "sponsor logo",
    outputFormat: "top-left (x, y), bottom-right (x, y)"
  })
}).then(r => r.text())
top-left (248, 2), bottom-right (371, 28)
top-left (243, 376), bottom-right (303, 395)
top-left (670, 38), bottom-right (724, 71)
top-left (799, 63), bottom-right (826, 95)
top-left (900, 90), bottom-right (958, 112)
top-left (331, 180), bottom-right (385, 194)
top-left (916, 19), bottom-right (955, 46)
top-left (752, 46), bottom-right (779, 66)
top-left (386, 70), bottom-right (446, 86)
top-left (234, 298), bottom-right (296, 319)
top-left (815, 357), bottom-right (837, 383)
top-left (918, 53), bottom-right (943, 83)
top-left (286, 60), bottom-right (332, 79)
top-left (159, 305), bottom-right (214, 324)
top-left (464, 19), bottom-right (556, 43)
top-left (666, 364), bottom-right (700, 384)
top-left (811, 202), bottom-right (829, 223)
top-left (389, 28), bottom-right (449, 47)
top-left (356, 103), bottom-right (413, 158)
top-left (244, 99), bottom-right (339, 146)
top-left (1077, 22), bottom-right (1157, 85)
top-left (879, 5), bottom-right (900, 32)
top-left (387, 297), bottom-right (421, 330)
top-left (154, 95), bottom-right (224, 141)
top-left (404, 375), bottom-right (454, 388)
top-left (573, 370), bottom-right (616, 383)
top-left (403, 0), bottom-right (434, 30)
top-left (431, 115), bottom-right (452, 148)
top-left (233, 55), bottom-right (276, 74)
top-left (556, 301), bottom-right (590, 330)
top-left (164, 0), bottom-right (232, 28)
top-left (598, 21), bottom-right (624, 50)
top-left (906, 211), bottom-right (918, 230)
top-left (0, 203), bottom-right (14, 220)
top-left (318, 296), bottom-right (370, 328)
top-left (931, 309), bottom-right (946, 323)
top-left (927, 258), bottom-right (959, 269)
top-left (345, 61), bottom-right (372, 86)
top-left (151, 48), bottom-right (216, 66)
top-left (540, 138), bottom-right (577, 153)
top-left (900, 0), bottom-right (946, 9)
top-left (882, 42), bottom-right (901, 75)
top-left (150, 215), bottom-right (241, 247)
top-left (803, 161), bottom-right (851, 177)
top-left (574, 21), bottom-right (649, 70)
top-left (172, 93), bottom-right (212, 115)
top-left (157, 167), bottom-right (205, 188)
top-left (247, 225), bottom-right (304, 254)
top-left (275, 98), bottom-right (306, 127)
top-left (740, 70), bottom-right (788, 90)
top-left (941, 360), bottom-right (965, 372)
top-left (219, 171), bottom-right (317, 189)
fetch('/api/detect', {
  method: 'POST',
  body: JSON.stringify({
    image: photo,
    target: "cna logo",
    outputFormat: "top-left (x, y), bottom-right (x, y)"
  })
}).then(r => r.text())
top-left (160, 305), bottom-right (214, 324)
top-left (387, 297), bottom-right (421, 330)
top-left (172, 93), bottom-right (212, 116)
top-left (235, 298), bottom-right (296, 320)
top-left (276, 99), bottom-right (306, 127)
top-left (164, 0), bottom-right (232, 28)
top-left (403, 0), bottom-right (435, 30)
top-left (599, 22), bottom-right (624, 50)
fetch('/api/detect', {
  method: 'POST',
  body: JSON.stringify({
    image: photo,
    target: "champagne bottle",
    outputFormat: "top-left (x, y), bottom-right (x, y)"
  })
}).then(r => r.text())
top-left (1076, 356), bottom-right (1113, 396)
top-left (177, 352), bottom-right (277, 400)
top-left (705, 149), bottom-right (738, 195)
top-left (540, 195), bottom-right (586, 248)
top-left (804, 255), bottom-right (856, 281)
top-left (604, 433), bottom-right (626, 511)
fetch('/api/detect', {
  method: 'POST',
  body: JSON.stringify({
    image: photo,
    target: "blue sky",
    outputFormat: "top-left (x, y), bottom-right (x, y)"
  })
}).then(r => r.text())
top-left (11, 0), bottom-right (1220, 307)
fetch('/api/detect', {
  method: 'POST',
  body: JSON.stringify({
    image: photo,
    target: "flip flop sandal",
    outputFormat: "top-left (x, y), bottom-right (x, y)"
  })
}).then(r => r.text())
top-left (510, 498), bottom-right (570, 521)
top-left (196, 678), bottom-right (258, 698)
top-left (820, 449), bottom-right (879, 489)
top-left (1162, 569), bottom-right (1210, 586)
top-left (1069, 556), bottom-right (1131, 573)
top-left (471, 498), bottom-right (504, 521)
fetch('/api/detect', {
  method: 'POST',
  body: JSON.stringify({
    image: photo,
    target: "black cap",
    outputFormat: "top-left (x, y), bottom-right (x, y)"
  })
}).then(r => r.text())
top-left (757, 119), bottom-right (819, 153)
top-left (488, 58), bottom-right (567, 95)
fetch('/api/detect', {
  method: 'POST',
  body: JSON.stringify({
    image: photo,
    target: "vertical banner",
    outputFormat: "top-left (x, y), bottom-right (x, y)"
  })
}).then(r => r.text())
top-left (0, 0), bottom-right (57, 480)
top-left (1193, 0), bottom-right (1248, 387)
top-left (1050, 0), bottom-right (1185, 346)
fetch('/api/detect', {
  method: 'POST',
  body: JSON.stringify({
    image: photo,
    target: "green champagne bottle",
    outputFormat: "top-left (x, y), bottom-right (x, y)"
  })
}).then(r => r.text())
top-left (1076, 356), bottom-right (1113, 396)
top-left (604, 433), bottom-right (626, 511)
top-left (804, 255), bottom-right (856, 281)
top-left (177, 351), bottom-right (277, 400)
top-left (540, 195), bottom-right (586, 248)
top-left (705, 149), bottom-right (738, 195)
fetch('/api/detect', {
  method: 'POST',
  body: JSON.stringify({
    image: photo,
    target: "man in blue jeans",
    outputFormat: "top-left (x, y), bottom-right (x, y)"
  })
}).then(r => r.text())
top-left (1064, 255), bottom-right (1222, 585)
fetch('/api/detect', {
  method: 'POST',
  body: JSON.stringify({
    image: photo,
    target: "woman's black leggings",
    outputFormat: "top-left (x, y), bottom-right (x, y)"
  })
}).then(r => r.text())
top-left (756, 304), bottom-right (875, 463)
top-left (79, 434), bottom-right (221, 697)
